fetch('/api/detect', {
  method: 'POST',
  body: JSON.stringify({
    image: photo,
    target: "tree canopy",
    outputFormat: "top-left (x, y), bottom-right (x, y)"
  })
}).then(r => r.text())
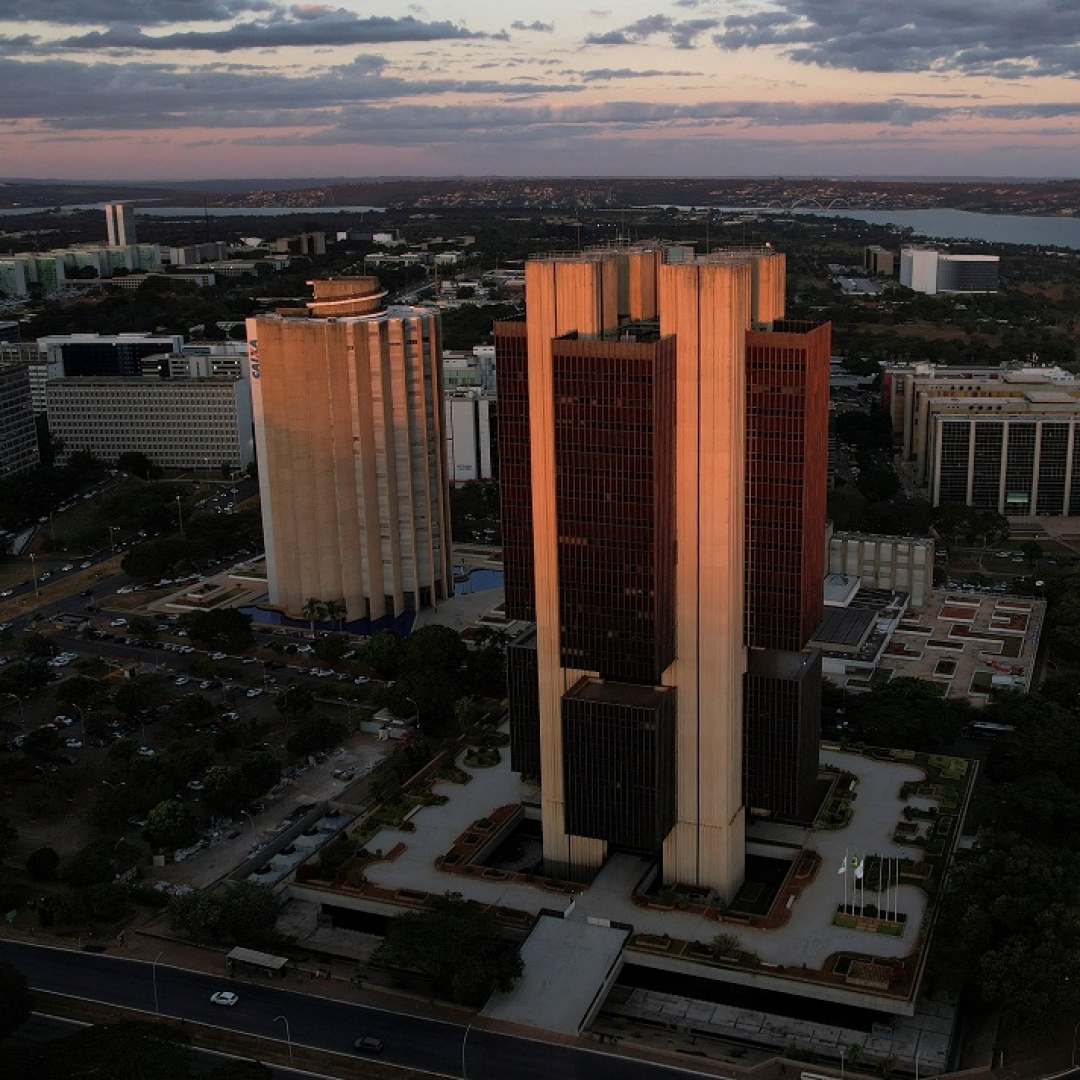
top-left (376, 892), bottom-right (523, 1006)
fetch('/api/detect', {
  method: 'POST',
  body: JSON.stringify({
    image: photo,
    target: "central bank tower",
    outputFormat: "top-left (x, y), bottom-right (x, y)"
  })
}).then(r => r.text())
top-left (496, 245), bottom-right (825, 899)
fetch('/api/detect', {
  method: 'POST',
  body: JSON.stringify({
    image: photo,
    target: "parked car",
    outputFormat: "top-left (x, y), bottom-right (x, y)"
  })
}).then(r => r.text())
top-left (210, 991), bottom-right (239, 1006)
top-left (353, 1037), bottom-right (384, 1054)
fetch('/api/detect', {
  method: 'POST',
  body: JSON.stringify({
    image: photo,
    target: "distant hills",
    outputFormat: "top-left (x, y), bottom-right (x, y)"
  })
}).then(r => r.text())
top-left (1, 176), bottom-right (1078, 215)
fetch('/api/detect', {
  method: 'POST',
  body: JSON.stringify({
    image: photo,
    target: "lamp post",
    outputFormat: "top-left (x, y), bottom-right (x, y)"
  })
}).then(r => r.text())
top-left (29, 552), bottom-right (39, 599)
top-left (273, 1015), bottom-right (293, 1064)
top-left (175, 496), bottom-right (185, 539)
top-left (152, 949), bottom-right (165, 1015)
top-left (3, 692), bottom-right (23, 725)
top-left (71, 703), bottom-right (86, 743)
top-left (108, 525), bottom-right (120, 554)
top-left (1072, 1019), bottom-right (1080, 1068)
top-left (461, 1020), bottom-right (474, 1080)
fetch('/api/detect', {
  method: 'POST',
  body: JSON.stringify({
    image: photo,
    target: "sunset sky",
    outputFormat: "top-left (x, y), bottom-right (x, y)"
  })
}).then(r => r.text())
top-left (2, 1), bottom-right (1079, 180)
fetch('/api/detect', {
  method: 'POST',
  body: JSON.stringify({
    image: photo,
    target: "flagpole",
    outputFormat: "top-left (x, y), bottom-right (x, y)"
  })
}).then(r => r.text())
top-left (844, 849), bottom-right (848, 914)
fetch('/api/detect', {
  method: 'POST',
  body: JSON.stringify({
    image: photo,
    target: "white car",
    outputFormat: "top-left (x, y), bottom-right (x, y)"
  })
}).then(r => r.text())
top-left (210, 991), bottom-right (239, 1006)
top-left (61, 564), bottom-right (74, 572)
top-left (137, 746), bottom-right (155, 757)
top-left (175, 676), bottom-right (190, 686)
top-left (245, 688), bottom-right (264, 698)
top-left (210, 652), bottom-right (227, 661)
top-left (65, 738), bottom-right (83, 749)
top-left (80, 560), bottom-right (92, 569)
top-left (110, 618), bottom-right (128, 627)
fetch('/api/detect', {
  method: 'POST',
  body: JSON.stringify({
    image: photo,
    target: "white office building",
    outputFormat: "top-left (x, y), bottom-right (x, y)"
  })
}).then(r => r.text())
top-left (46, 377), bottom-right (253, 471)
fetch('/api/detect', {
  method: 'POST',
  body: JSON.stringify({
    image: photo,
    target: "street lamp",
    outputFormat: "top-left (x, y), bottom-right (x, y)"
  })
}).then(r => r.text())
top-left (152, 949), bottom-right (165, 1015)
top-left (71, 703), bottom-right (86, 743)
top-left (3, 692), bottom-right (23, 724)
top-left (273, 1015), bottom-right (293, 1064)
top-left (29, 552), bottom-right (39, 599)
top-left (175, 496), bottom-right (185, 539)
top-left (108, 525), bottom-right (120, 554)
top-left (461, 1020), bottom-right (474, 1080)
top-left (1072, 1019), bottom-right (1080, 1068)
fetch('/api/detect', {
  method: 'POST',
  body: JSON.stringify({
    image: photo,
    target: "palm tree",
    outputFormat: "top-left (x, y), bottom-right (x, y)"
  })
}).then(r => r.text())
top-left (301, 597), bottom-right (325, 637)
top-left (323, 598), bottom-right (346, 632)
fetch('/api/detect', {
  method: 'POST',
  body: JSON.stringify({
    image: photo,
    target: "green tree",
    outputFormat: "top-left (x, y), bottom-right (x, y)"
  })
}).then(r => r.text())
top-left (275, 684), bottom-right (315, 723)
top-left (302, 596), bottom-right (325, 636)
top-left (116, 451), bottom-right (155, 480)
top-left (0, 816), bottom-right (16, 858)
top-left (239, 750), bottom-right (281, 796)
top-left (201, 765), bottom-right (246, 817)
top-left (25, 847), bottom-right (60, 881)
top-left (114, 674), bottom-right (167, 716)
top-left (1021, 539), bottom-right (1044, 567)
top-left (935, 833), bottom-right (1080, 1029)
top-left (60, 846), bottom-right (116, 888)
top-left (322, 597), bottom-right (346, 631)
top-left (0, 961), bottom-right (33, 1039)
top-left (168, 882), bottom-right (280, 947)
top-left (181, 608), bottom-right (254, 651)
top-left (846, 677), bottom-right (967, 751)
top-left (286, 717), bottom-right (346, 758)
top-left (144, 798), bottom-right (199, 851)
top-left (376, 892), bottom-right (523, 1006)
top-left (362, 630), bottom-right (406, 677)
top-left (55, 674), bottom-right (103, 711)
top-left (314, 632), bottom-right (347, 664)
top-left (22, 726), bottom-right (61, 760)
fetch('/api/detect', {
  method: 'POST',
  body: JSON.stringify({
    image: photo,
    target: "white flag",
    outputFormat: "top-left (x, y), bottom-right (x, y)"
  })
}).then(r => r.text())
top-left (838, 855), bottom-right (847, 875)
top-left (854, 858), bottom-right (864, 881)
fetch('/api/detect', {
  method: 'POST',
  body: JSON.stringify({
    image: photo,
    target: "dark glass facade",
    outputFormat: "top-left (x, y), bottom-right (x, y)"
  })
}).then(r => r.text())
top-left (60, 340), bottom-right (167, 378)
top-left (552, 336), bottom-right (676, 681)
top-left (937, 420), bottom-right (971, 505)
top-left (972, 423), bottom-right (1002, 508)
top-left (562, 677), bottom-right (677, 851)
top-left (743, 649), bottom-right (822, 822)
top-left (744, 320), bottom-right (830, 652)
top-left (507, 629), bottom-right (540, 780)
top-left (742, 320), bottom-right (829, 822)
top-left (1038, 422), bottom-right (1069, 515)
top-left (493, 320), bottom-right (535, 622)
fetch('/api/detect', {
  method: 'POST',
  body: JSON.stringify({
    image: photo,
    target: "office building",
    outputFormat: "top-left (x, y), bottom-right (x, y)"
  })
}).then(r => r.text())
top-left (496, 244), bottom-right (827, 896)
top-left (445, 392), bottom-right (496, 483)
top-left (46, 377), bottom-right (252, 471)
top-left (0, 361), bottom-right (39, 477)
top-left (829, 533), bottom-right (935, 608)
top-left (743, 320), bottom-right (830, 821)
top-left (864, 245), bottom-right (895, 276)
top-left (0, 260), bottom-right (28, 300)
top-left (899, 247), bottom-right (999, 295)
top-left (884, 362), bottom-right (1080, 509)
top-left (38, 333), bottom-right (185, 379)
top-left (248, 278), bottom-right (453, 625)
top-left (104, 202), bottom-right (137, 247)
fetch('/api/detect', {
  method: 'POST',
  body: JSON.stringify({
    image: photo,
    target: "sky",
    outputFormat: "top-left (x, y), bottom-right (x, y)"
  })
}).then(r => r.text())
top-left (1, 1), bottom-right (1079, 181)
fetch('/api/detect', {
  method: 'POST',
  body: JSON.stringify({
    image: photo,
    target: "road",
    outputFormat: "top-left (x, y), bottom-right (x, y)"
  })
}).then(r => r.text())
top-left (0, 940), bottom-right (718, 1080)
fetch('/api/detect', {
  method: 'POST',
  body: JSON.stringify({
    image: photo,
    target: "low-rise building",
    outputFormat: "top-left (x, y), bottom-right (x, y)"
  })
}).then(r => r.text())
top-left (46, 377), bottom-right (253, 471)
top-left (899, 247), bottom-right (999, 294)
top-left (0, 361), bottom-right (39, 477)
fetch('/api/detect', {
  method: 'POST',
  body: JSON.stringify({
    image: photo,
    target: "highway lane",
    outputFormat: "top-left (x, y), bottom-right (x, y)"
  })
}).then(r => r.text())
top-left (0, 941), bottom-right (718, 1080)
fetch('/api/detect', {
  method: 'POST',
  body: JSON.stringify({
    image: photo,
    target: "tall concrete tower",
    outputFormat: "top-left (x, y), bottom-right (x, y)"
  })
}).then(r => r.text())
top-left (497, 245), bottom-right (794, 899)
top-left (104, 202), bottom-right (136, 247)
top-left (247, 278), bottom-right (453, 625)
